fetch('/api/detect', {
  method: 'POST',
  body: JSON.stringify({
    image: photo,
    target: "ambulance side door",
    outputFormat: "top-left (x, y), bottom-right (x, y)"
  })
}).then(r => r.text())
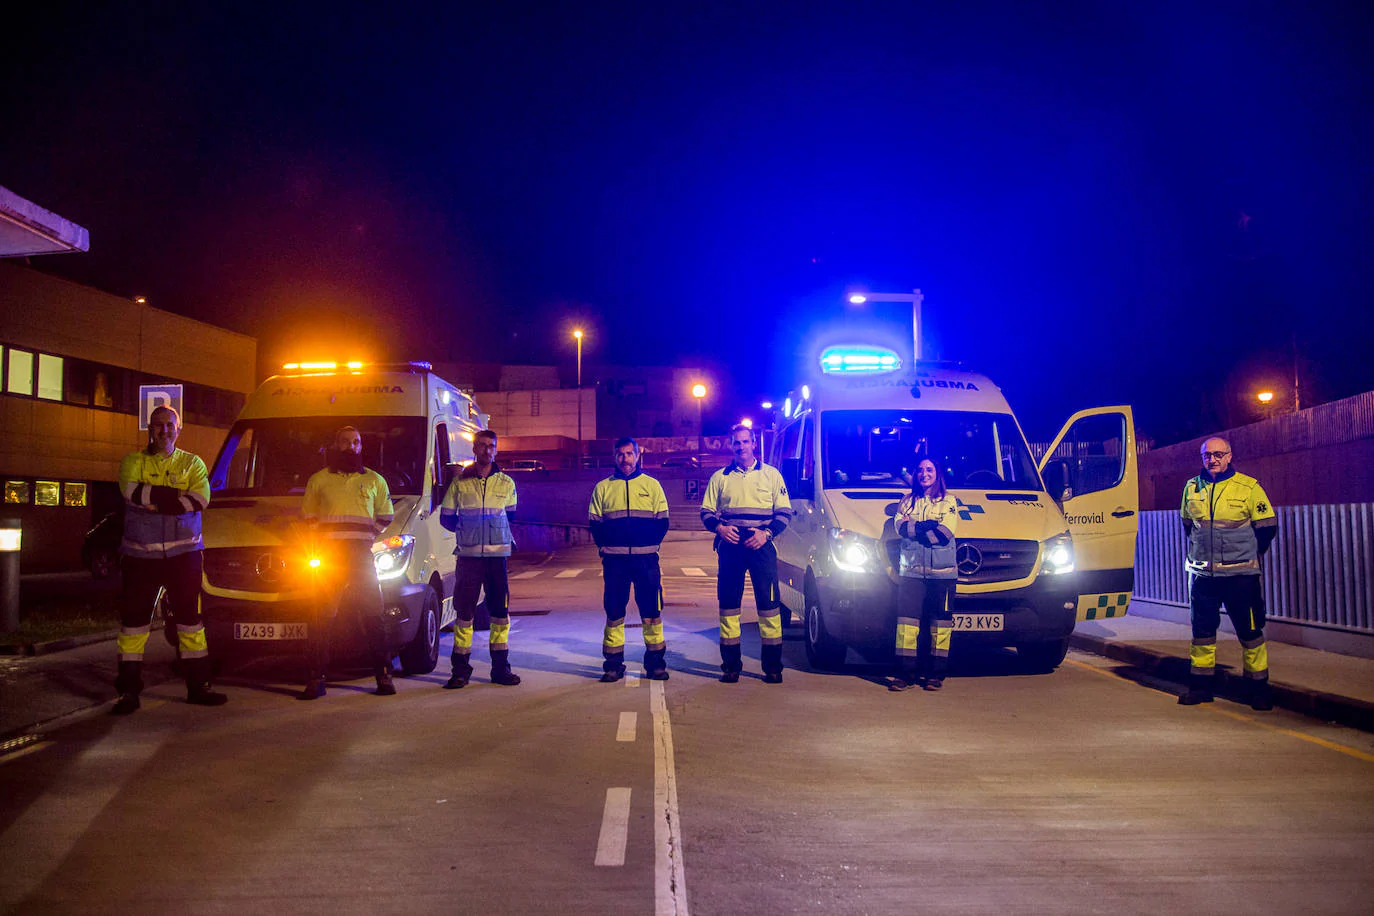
top-left (1038, 406), bottom-right (1139, 621)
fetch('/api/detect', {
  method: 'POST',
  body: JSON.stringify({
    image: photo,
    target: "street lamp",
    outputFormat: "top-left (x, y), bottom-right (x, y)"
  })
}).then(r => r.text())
top-left (573, 329), bottom-right (584, 450)
top-left (691, 383), bottom-right (707, 451)
top-left (740, 417), bottom-right (753, 429)
top-left (1257, 391), bottom-right (1275, 404)
top-left (845, 289), bottom-right (925, 360)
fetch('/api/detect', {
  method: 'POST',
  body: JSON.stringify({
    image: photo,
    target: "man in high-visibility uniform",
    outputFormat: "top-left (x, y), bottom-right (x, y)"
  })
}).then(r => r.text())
top-left (439, 429), bottom-right (521, 688)
top-left (1180, 436), bottom-right (1278, 709)
top-left (589, 437), bottom-right (670, 682)
top-left (298, 426), bottom-right (397, 700)
top-left (700, 424), bottom-right (792, 684)
top-left (112, 406), bottom-right (227, 714)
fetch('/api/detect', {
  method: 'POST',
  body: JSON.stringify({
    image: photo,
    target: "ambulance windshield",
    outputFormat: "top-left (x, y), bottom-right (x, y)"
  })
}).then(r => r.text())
top-left (821, 410), bottom-right (1041, 490)
top-left (210, 417), bottom-right (427, 496)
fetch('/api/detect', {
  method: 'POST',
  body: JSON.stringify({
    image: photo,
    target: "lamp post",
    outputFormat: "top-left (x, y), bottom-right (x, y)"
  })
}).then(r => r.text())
top-left (691, 383), bottom-right (707, 452)
top-left (847, 289), bottom-right (925, 361)
top-left (573, 329), bottom-right (584, 452)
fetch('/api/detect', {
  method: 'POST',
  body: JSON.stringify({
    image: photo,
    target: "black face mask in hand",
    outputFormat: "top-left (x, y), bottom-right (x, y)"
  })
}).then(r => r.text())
top-left (326, 448), bottom-right (364, 474)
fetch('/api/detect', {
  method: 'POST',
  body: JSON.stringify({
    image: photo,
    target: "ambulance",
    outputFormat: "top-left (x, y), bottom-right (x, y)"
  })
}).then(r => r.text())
top-left (770, 341), bottom-right (1138, 673)
top-left (199, 361), bottom-right (486, 673)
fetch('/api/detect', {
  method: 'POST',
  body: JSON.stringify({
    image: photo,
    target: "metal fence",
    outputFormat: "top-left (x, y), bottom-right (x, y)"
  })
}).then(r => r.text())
top-left (1134, 506), bottom-right (1374, 633)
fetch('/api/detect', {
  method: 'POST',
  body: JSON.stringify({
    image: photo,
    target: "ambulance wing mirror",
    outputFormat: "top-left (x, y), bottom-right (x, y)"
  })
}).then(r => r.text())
top-left (780, 457), bottom-right (813, 501)
top-left (1041, 461), bottom-right (1071, 505)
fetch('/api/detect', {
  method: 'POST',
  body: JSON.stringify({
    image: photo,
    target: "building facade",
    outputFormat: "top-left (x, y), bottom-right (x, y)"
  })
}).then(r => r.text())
top-left (0, 262), bottom-right (256, 570)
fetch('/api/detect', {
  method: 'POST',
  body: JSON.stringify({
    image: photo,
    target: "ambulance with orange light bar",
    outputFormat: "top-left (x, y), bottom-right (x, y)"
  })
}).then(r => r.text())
top-left (770, 311), bottom-right (1139, 674)
top-left (199, 360), bottom-right (486, 673)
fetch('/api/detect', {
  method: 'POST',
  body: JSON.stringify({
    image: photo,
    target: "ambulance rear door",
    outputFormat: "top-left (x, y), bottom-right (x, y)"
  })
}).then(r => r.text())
top-left (1038, 406), bottom-right (1139, 621)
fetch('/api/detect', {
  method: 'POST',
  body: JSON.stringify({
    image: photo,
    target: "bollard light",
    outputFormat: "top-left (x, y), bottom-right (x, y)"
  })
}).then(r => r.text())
top-left (0, 525), bottom-right (19, 552)
top-left (0, 520), bottom-right (19, 633)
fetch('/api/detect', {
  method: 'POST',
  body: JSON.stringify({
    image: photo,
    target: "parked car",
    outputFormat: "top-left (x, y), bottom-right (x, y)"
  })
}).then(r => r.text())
top-left (660, 456), bottom-right (701, 469)
top-left (506, 459), bottom-right (547, 471)
top-left (82, 511), bottom-right (122, 579)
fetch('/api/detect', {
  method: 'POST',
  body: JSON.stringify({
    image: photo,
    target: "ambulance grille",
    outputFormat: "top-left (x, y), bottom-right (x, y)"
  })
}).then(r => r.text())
top-left (203, 547), bottom-right (304, 592)
top-left (884, 537), bottom-right (1039, 584)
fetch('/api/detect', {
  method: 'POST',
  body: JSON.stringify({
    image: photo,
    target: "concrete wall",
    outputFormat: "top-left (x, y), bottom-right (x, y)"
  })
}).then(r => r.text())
top-left (507, 467), bottom-right (713, 530)
top-left (0, 262), bottom-right (256, 393)
top-left (1140, 390), bottom-right (1374, 510)
top-left (477, 388), bottom-right (596, 439)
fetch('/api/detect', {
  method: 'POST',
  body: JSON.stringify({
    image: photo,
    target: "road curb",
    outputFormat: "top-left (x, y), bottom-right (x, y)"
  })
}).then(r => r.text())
top-left (1069, 633), bottom-right (1374, 734)
top-left (0, 620), bottom-right (165, 658)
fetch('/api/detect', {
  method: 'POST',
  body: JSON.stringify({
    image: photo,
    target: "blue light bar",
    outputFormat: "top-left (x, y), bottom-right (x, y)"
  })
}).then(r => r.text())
top-left (818, 346), bottom-right (902, 374)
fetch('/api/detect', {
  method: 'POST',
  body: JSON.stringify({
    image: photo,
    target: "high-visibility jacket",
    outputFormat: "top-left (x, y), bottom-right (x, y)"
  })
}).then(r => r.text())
top-left (302, 467), bottom-right (394, 540)
top-left (440, 465), bottom-right (517, 557)
top-left (119, 447), bottom-right (210, 559)
top-left (894, 493), bottom-right (959, 579)
top-left (1181, 469), bottom-right (1277, 577)
top-left (700, 459), bottom-right (792, 538)
top-left (589, 469), bottom-right (669, 555)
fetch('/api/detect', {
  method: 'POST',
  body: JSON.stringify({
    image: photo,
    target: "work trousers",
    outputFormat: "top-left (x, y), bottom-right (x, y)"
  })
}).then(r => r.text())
top-left (305, 541), bottom-right (390, 678)
top-left (601, 553), bottom-right (666, 675)
top-left (716, 539), bottom-right (783, 676)
top-left (116, 552), bottom-right (211, 695)
top-left (894, 577), bottom-right (954, 681)
top-left (1188, 573), bottom-right (1269, 682)
top-left (452, 556), bottom-right (512, 677)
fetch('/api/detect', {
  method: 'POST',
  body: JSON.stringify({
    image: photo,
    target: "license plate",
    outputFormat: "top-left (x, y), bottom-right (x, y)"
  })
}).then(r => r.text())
top-left (952, 613), bottom-right (1003, 632)
top-left (233, 622), bottom-right (308, 640)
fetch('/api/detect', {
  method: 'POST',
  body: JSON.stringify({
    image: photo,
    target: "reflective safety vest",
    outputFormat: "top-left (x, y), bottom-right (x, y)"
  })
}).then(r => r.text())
top-left (440, 466), bottom-right (517, 557)
top-left (700, 460), bottom-right (792, 536)
top-left (119, 447), bottom-right (211, 559)
top-left (302, 467), bottom-right (394, 540)
top-left (894, 493), bottom-right (959, 579)
top-left (588, 470), bottom-right (670, 555)
top-left (1181, 470), bottom-right (1277, 576)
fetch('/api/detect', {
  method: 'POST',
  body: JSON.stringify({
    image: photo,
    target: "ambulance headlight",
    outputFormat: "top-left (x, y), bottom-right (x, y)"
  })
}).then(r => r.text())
top-left (1041, 533), bottom-right (1075, 575)
top-left (829, 528), bottom-right (881, 574)
top-left (372, 534), bottom-right (416, 581)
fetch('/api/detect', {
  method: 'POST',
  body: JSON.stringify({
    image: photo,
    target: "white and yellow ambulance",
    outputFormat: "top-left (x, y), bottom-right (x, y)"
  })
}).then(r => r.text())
top-left (770, 344), bottom-right (1138, 673)
top-left (200, 361), bottom-right (485, 673)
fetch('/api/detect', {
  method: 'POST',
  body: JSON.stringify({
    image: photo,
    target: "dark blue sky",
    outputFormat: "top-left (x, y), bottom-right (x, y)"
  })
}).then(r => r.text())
top-left (4, 2), bottom-right (1371, 441)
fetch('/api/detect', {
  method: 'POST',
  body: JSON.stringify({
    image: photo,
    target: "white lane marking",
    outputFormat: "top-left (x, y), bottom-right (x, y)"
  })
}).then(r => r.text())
top-left (0, 728), bottom-right (170, 907)
top-left (594, 787), bottom-right (633, 866)
top-left (555, 569), bottom-right (583, 578)
top-left (616, 711), bottom-right (638, 742)
top-left (511, 570), bottom-right (543, 579)
top-left (625, 675), bottom-right (641, 688)
top-left (652, 680), bottom-right (689, 915)
top-left (681, 567), bottom-right (707, 577)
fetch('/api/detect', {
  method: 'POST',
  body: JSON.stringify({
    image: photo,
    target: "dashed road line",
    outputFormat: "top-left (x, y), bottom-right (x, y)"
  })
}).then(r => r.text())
top-left (511, 570), bottom-right (543, 579)
top-left (681, 567), bottom-right (707, 577)
top-left (616, 711), bottom-right (637, 742)
top-left (594, 787), bottom-right (632, 866)
top-left (554, 569), bottom-right (583, 578)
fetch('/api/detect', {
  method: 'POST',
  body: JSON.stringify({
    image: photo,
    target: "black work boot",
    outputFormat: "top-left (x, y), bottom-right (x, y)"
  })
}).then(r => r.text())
top-left (112, 660), bottom-right (144, 714)
top-left (298, 674), bottom-right (327, 701)
top-left (719, 670), bottom-right (740, 684)
top-left (491, 667), bottom-right (522, 686)
top-left (1178, 682), bottom-right (1215, 705)
top-left (187, 684), bottom-right (229, 706)
top-left (444, 655), bottom-right (473, 689)
top-left (112, 693), bottom-right (141, 715)
top-left (1249, 680), bottom-right (1274, 711)
top-left (375, 665), bottom-right (396, 696)
top-left (600, 665), bottom-right (627, 683)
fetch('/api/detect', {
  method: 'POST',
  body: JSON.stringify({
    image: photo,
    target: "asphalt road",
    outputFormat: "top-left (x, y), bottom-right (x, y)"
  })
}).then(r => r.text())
top-left (2, 541), bottom-right (1373, 915)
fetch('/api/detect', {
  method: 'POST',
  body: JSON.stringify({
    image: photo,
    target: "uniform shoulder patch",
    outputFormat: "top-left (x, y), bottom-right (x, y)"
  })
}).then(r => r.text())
top-left (1256, 501), bottom-right (1269, 514)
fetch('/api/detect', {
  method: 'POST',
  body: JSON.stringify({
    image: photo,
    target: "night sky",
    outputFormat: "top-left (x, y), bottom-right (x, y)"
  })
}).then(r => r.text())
top-left (4, 3), bottom-right (1372, 443)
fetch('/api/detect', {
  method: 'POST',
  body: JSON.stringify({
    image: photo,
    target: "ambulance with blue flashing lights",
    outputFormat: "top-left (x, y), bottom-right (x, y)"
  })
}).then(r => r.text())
top-left (769, 343), bottom-right (1139, 673)
top-left (199, 361), bottom-right (487, 673)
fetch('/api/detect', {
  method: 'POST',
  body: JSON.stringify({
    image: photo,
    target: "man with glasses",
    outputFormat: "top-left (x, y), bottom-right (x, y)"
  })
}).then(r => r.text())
top-left (1179, 437), bottom-right (1278, 709)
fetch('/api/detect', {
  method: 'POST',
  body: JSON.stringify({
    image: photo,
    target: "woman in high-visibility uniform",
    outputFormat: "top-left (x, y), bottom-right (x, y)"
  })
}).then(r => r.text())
top-left (889, 458), bottom-right (960, 691)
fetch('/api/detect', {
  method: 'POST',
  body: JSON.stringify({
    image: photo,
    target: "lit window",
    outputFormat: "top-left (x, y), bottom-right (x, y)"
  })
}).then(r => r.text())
top-left (7, 349), bottom-right (34, 395)
top-left (63, 482), bottom-right (88, 507)
top-left (35, 481), bottom-right (60, 506)
top-left (38, 354), bottom-right (64, 400)
top-left (3, 481), bottom-right (30, 504)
